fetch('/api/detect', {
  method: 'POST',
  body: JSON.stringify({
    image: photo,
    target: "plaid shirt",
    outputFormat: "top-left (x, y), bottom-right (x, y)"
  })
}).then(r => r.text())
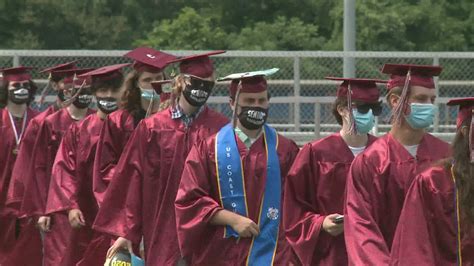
top-left (170, 104), bottom-right (204, 127)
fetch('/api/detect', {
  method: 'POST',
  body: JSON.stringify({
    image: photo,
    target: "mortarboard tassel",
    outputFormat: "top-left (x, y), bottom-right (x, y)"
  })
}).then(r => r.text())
top-left (37, 73), bottom-right (52, 106)
top-left (231, 81), bottom-right (243, 129)
top-left (347, 83), bottom-right (357, 135)
top-left (391, 70), bottom-right (411, 125)
top-left (61, 74), bottom-right (86, 107)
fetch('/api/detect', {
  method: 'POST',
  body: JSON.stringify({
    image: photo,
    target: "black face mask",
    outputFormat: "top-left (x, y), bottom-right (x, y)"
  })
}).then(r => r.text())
top-left (182, 77), bottom-right (214, 107)
top-left (72, 92), bottom-right (93, 109)
top-left (238, 106), bottom-right (269, 130)
top-left (8, 84), bottom-right (30, 104)
top-left (96, 97), bottom-right (118, 114)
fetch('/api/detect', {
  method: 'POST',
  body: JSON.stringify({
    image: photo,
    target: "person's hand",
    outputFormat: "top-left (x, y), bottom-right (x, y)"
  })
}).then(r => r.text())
top-left (322, 214), bottom-right (344, 236)
top-left (107, 237), bottom-right (133, 258)
top-left (37, 216), bottom-right (51, 232)
top-left (230, 216), bottom-right (260, 238)
top-left (68, 209), bottom-right (85, 229)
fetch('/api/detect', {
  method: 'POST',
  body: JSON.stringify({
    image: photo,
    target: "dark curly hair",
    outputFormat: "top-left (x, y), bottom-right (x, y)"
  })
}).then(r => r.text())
top-left (121, 70), bottom-right (144, 120)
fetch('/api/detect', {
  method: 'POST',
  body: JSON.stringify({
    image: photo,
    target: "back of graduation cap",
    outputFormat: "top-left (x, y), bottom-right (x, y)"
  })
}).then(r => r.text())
top-left (53, 68), bottom-right (96, 87)
top-left (218, 68), bottom-right (279, 127)
top-left (1, 66), bottom-right (34, 82)
top-left (78, 63), bottom-right (130, 87)
top-left (382, 63), bottom-right (442, 124)
top-left (447, 97), bottom-right (474, 163)
top-left (124, 47), bottom-right (177, 73)
top-left (167, 50), bottom-right (225, 79)
top-left (39, 60), bottom-right (78, 81)
top-left (325, 77), bottom-right (386, 134)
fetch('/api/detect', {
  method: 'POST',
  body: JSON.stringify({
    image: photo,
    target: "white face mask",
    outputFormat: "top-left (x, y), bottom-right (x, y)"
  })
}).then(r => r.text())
top-left (140, 87), bottom-right (160, 101)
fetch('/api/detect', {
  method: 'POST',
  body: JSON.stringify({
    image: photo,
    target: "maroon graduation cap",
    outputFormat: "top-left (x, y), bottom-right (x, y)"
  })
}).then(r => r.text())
top-left (228, 76), bottom-right (267, 100)
top-left (447, 97), bottom-right (474, 163)
top-left (167, 50), bottom-right (226, 79)
top-left (1, 66), bottom-right (34, 82)
top-left (326, 77), bottom-right (386, 134)
top-left (78, 63), bottom-right (130, 81)
top-left (382, 64), bottom-right (442, 90)
top-left (53, 68), bottom-right (96, 86)
top-left (124, 47), bottom-right (177, 73)
top-left (38, 60), bottom-right (78, 78)
top-left (325, 77), bottom-right (385, 103)
top-left (381, 63), bottom-right (443, 125)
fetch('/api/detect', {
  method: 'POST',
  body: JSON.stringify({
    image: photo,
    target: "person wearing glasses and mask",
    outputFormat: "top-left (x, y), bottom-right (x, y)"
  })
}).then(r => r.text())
top-left (344, 64), bottom-right (451, 265)
top-left (175, 69), bottom-right (300, 265)
top-left (283, 77), bottom-right (385, 266)
top-left (0, 66), bottom-right (40, 265)
top-left (94, 51), bottom-right (229, 266)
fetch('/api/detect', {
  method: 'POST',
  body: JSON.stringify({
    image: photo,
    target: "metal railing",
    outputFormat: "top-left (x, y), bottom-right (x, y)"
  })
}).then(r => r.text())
top-left (3, 50), bottom-right (473, 145)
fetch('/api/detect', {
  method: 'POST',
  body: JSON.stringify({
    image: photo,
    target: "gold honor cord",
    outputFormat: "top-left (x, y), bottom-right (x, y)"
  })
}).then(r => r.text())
top-left (451, 165), bottom-right (463, 265)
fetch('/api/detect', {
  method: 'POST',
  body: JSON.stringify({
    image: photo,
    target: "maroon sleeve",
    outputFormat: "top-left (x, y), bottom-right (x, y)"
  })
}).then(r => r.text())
top-left (390, 167), bottom-right (456, 266)
top-left (45, 123), bottom-right (80, 214)
top-left (93, 121), bottom-right (148, 244)
top-left (92, 115), bottom-right (130, 206)
top-left (283, 144), bottom-right (327, 265)
top-left (344, 153), bottom-right (390, 265)
top-left (174, 139), bottom-right (224, 259)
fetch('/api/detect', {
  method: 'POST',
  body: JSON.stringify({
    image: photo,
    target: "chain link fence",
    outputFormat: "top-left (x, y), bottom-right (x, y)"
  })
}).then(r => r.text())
top-left (1, 50), bottom-right (473, 145)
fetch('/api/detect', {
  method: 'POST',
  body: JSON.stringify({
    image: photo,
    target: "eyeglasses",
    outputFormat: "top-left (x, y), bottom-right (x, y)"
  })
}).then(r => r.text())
top-left (353, 101), bottom-right (383, 116)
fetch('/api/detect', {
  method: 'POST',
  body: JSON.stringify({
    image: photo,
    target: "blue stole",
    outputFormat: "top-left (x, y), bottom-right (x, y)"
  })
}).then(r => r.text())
top-left (215, 123), bottom-right (281, 266)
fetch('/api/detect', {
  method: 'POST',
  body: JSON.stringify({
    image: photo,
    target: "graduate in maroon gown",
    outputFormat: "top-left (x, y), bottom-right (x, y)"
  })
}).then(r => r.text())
top-left (0, 66), bottom-right (41, 265)
top-left (45, 64), bottom-right (127, 265)
top-left (284, 77), bottom-right (386, 265)
top-left (7, 61), bottom-right (77, 213)
top-left (390, 97), bottom-right (474, 265)
top-left (93, 47), bottom-right (176, 207)
top-left (175, 69), bottom-right (300, 265)
top-left (18, 68), bottom-right (96, 266)
top-left (344, 64), bottom-right (451, 265)
top-left (94, 51), bottom-right (229, 265)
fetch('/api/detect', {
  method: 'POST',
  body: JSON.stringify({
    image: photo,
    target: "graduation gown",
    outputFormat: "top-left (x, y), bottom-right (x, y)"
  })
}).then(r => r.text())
top-left (390, 165), bottom-right (474, 266)
top-left (175, 128), bottom-right (300, 265)
top-left (93, 106), bottom-right (229, 266)
top-left (7, 104), bottom-right (57, 213)
top-left (0, 107), bottom-right (41, 265)
top-left (93, 109), bottom-right (137, 206)
top-left (45, 113), bottom-right (106, 266)
top-left (344, 133), bottom-right (451, 265)
top-left (284, 133), bottom-right (377, 266)
top-left (19, 107), bottom-right (94, 266)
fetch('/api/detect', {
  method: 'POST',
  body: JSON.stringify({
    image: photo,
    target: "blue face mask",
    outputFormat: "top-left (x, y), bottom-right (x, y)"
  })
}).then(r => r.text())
top-left (405, 103), bottom-right (436, 129)
top-left (352, 109), bottom-right (375, 134)
top-left (140, 88), bottom-right (160, 101)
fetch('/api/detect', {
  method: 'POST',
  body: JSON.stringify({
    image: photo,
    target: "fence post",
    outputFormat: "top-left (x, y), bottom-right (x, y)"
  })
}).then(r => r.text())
top-left (433, 56), bottom-right (440, 132)
top-left (293, 56), bottom-right (301, 131)
top-left (314, 102), bottom-right (321, 139)
top-left (13, 55), bottom-right (20, 67)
